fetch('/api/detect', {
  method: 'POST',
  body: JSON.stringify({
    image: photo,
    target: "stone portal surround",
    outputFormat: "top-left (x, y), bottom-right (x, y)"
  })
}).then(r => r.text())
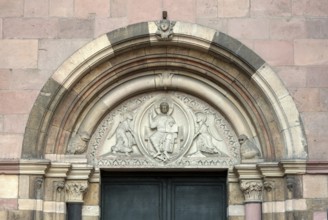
top-left (2, 159), bottom-right (326, 219)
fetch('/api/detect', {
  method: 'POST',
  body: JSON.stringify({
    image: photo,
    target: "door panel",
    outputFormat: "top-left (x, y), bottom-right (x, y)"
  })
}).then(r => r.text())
top-left (101, 172), bottom-right (227, 220)
top-left (171, 182), bottom-right (225, 220)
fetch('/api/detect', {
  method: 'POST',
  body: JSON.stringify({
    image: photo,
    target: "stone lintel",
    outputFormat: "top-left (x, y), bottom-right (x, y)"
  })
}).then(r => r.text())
top-left (45, 163), bottom-right (71, 178)
top-left (306, 161), bottom-right (328, 174)
top-left (67, 164), bottom-right (93, 180)
top-left (258, 162), bottom-right (284, 177)
top-left (281, 160), bottom-right (306, 175)
top-left (19, 159), bottom-right (50, 175)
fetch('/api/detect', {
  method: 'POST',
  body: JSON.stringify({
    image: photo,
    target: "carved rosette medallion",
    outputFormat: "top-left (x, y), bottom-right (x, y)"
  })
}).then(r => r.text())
top-left (240, 180), bottom-right (263, 202)
top-left (87, 91), bottom-right (240, 168)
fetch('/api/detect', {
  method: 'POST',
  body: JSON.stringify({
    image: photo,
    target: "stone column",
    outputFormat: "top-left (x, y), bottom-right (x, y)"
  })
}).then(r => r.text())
top-left (234, 164), bottom-right (263, 220)
top-left (240, 180), bottom-right (263, 220)
top-left (65, 181), bottom-right (88, 220)
top-left (65, 164), bottom-right (93, 220)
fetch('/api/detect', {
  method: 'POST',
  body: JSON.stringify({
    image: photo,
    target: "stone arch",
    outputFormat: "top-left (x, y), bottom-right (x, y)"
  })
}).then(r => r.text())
top-left (22, 21), bottom-right (307, 162)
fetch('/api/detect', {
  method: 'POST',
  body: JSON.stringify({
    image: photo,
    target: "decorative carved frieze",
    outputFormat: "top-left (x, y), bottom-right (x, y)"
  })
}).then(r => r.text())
top-left (65, 181), bottom-right (88, 203)
top-left (240, 180), bottom-right (263, 202)
top-left (87, 90), bottom-right (240, 168)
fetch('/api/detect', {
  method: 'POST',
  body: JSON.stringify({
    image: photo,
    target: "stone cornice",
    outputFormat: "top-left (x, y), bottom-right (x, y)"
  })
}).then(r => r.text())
top-left (45, 163), bottom-right (71, 178)
top-left (234, 164), bottom-right (262, 180)
top-left (0, 160), bottom-right (20, 174)
top-left (306, 161), bottom-right (328, 174)
top-left (20, 159), bottom-right (50, 175)
top-left (258, 162), bottom-right (284, 177)
top-left (67, 164), bottom-right (93, 180)
top-left (280, 160), bottom-right (306, 175)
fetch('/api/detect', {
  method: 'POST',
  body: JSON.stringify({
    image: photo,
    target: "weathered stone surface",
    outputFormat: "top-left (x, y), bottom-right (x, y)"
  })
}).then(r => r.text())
top-left (38, 39), bottom-right (89, 70)
top-left (228, 18), bottom-right (269, 39)
top-left (307, 199), bottom-right (328, 211)
top-left (228, 182), bottom-right (244, 205)
top-left (74, 0), bottom-right (110, 18)
top-left (306, 67), bottom-right (328, 88)
top-left (196, 18), bottom-right (228, 33)
top-left (58, 18), bottom-right (94, 38)
top-left (196, 0), bottom-right (218, 18)
top-left (211, 32), bottom-right (265, 71)
top-left (24, 0), bottom-right (49, 17)
top-left (3, 18), bottom-right (58, 38)
top-left (0, 175), bottom-right (18, 198)
top-left (0, 69), bottom-right (11, 90)
top-left (107, 22), bottom-right (149, 46)
top-left (94, 17), bottom-right (128, 37)
top-left (290, 88), bottom-right (321, 112)
top-left (110, 0), bottom-right (127, 17)
top-left (270, 18), bottom-right (307, 40)
top-left (49, 0), bottom-right (74, 17)
top-left (294, 39), bottom-right (328, 66)
top-left (276, 66), bottom-right (307, 88)
top-left (303, 175), bottom-right (328, 198)
top-left (313, 211), bottom-right (328, 220)
top-left (4, 114), bottom-right (28, 134)
top-left (0, 199), bottom-right (18, 210)
top-left (0, 18), bottom-right (2, 38)
top-left (254, 40), bottom-right (294, 66)
top-left (0, 0), bottom-right (24, 17)
top-left (306, 19), bottom-right (328, 39)
top-left (163, 0), bottom-right (196, 22)
top-left (0, 91), bottom-right (38, 114)
top-left (251, 0), bottom-right (292, 17)
top-left (286, 211), bottom-right (312, 220)
top-left (0, 40), bottom-right (38, 69)
top-left (19, 175), bottom-right (29, 199)
top-left (11, 69), bottom-right (50, 90)
top-left (293, 0), bottom-right (328, 17)
top-left (218, 0), bottom-right (249, 17)
top-left (126, 0), bottom-right (162, 23)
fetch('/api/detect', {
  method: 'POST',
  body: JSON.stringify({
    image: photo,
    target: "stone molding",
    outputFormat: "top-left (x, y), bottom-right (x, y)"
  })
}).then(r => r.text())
top-left (240, 180), bottom-right (263, 203)
top-left (306, 161), bottom-right (328, 174)
top-left (65, 181), bottom-right (88, 203)
top-left (22, 21), bottom-right (307, 164)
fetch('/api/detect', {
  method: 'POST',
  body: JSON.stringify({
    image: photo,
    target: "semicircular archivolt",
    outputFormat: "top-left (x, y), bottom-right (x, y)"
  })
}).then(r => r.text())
top-left (22, 21), bottom-right (307, 163)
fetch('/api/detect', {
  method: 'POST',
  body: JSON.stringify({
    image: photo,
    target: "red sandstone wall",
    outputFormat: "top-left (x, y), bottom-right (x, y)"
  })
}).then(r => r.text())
top-left (0, 0), bottom-right (327, 160)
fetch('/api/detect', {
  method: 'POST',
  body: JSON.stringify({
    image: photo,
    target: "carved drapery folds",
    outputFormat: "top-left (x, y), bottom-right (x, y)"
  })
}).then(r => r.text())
top-left (240, 180), bottom-right (263, 203)
top-left (65, 181), bottom-right (88, 203)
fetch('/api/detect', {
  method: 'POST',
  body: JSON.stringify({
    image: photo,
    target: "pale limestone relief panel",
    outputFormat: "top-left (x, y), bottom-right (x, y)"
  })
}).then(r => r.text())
top-left (87, 92), bottom-right (241, 168)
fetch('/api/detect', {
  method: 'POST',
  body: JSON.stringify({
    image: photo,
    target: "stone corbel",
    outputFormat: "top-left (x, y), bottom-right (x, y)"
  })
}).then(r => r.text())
top-left (240, 180), bottom-right (263, 203)
top-left (65, 181), bottom-right (88, 203)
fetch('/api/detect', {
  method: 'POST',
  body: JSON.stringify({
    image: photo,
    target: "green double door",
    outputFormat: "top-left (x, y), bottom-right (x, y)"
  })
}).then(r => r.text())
top-left (101, 172), bottom-right (227, 220)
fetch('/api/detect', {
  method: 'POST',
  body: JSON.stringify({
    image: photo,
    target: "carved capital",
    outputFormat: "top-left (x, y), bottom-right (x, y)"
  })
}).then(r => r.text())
top-left (240, 180), bottom-right (263, 203)
top-left (65, 181), bottom-right (88, 202)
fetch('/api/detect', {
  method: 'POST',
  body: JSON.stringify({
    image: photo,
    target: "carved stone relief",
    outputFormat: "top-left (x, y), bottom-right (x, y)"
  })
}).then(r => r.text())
top-left (155, 12), bottom-right (176, 40)
top-left (65, 181), bottom-right (88, 203)
top-left (238, 134), bottom-right (262, 162)
top-left (87, 91), bottom-right (240, 168)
